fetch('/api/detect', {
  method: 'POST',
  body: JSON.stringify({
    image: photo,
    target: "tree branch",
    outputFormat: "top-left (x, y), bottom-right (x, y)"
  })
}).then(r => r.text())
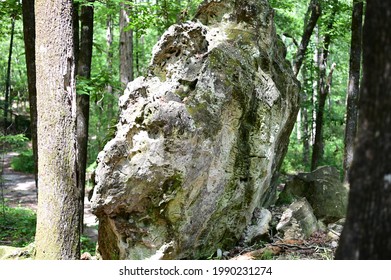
top-left (283, 32), bottom-right (299, 48)
top-left (293, 0), bottom-right (322, 77)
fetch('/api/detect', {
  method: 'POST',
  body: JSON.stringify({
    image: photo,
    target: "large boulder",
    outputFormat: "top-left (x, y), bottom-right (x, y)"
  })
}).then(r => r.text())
top-left (277, 166), bottom-right (348, 222)
top-left (91, 0), bottom-right (300, 259)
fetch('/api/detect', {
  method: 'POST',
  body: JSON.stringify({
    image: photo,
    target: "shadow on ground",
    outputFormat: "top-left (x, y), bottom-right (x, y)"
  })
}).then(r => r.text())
top-left (1, 152), bottom-right (98, 242)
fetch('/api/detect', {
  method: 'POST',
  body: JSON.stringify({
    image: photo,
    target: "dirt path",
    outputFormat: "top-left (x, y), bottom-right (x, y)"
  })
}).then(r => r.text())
top-left (1, 152), bottom-right (98, 242)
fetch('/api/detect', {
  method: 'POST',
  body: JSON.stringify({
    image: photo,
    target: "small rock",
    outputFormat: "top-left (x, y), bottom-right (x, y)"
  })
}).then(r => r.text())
top-left (330, 241), bottom-right (338, 249)
top-left (81, 252), bottom-right (92, 260)
top-left (276, 198), bottom-right (318, 239)
top-left (243, 208), bottom-right (272, 245)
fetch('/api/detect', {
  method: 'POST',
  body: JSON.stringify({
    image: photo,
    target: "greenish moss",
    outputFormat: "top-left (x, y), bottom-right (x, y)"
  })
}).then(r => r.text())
top-left (259, 248), bottom-right (274, 260)
top-left (226, 28), bottom-right (256, 46)
top-left (165, 188), bottom-right (185, 224)
top-left (276, 190), bottom-right (295, 205)
top-left (0, 243), bottom-right (35, 260)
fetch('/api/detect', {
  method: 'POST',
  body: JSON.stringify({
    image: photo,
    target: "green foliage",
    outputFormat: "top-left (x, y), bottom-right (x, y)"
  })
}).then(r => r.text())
top-left (10, 148), bottom-right (34, 173)
top-left (271, 0), bottom-right (353, 176)
top-left (80, 234), bottom-right (96, 255)
top-left (259, 249), bottom-right (274, 260)
top-left (0, 0), bottom-right (21, 20)
top-left (0, 204), bottom-right (96, 255)
top-left (0, 133), bottom-right (28, 149)
top-left (0, 205), bottom-right (36, 247)
top-left (0, 14), bottom-right (28, 125)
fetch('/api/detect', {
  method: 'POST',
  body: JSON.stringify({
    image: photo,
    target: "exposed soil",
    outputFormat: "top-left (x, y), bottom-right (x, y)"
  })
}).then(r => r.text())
top-left (0, 152), bottom-right (98, 242)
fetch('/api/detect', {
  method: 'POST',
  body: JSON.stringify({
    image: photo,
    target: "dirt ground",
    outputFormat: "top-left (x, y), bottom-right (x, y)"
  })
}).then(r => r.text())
top-left (1, 152), bottom-right (98, 242)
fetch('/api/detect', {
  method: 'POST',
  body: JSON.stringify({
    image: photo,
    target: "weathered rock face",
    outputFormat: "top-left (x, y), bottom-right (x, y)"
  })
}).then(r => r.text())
top-left (242, 208), bottom-right (272, 245)
top-left (91, 0), bottom-right (299, 259)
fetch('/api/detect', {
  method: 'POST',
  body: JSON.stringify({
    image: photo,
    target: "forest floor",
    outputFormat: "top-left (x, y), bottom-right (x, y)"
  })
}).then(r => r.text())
top-left (1, 152), bottom-right (98, 243)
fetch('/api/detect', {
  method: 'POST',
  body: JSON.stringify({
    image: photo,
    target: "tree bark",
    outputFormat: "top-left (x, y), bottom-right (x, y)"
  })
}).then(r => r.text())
top-left (335, 0), bottom-right (391, 259)
top-left (343, 0), bottom-right (363, 183)
top-left (119, 2), bottom-right (133, 88)
top-left (22, 0), bottom-right (38, 191)
top-left (34, 0), bottom-right (81, 260)
top-left (293, 0), bottom-right (321, 77)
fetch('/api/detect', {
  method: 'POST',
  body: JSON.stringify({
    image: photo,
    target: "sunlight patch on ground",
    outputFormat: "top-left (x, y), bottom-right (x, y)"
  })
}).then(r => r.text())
top-left (15, 181), bottom-right (36, 191)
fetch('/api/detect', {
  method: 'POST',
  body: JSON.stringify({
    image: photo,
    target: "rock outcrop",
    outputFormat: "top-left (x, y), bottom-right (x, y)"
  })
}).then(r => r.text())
top-left (91, 0), bottom-right (299, 259)
top-left (277, 166), bottom-right (348, 222)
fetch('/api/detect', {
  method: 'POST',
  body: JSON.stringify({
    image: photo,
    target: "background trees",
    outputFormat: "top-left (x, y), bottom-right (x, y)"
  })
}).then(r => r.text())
top-left (271, 0), bottom-right (352, 175)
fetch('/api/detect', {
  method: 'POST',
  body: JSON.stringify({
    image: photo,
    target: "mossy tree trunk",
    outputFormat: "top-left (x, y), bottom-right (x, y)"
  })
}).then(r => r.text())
top-left (35, 0), bottom-right (81, 260)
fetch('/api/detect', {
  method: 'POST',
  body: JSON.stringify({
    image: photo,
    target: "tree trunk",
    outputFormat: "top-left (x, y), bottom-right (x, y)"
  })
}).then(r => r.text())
top-left (22, 0), bottom-right (38, 191)
top-left (300, 62), bottom-right (310, 168)
top-left (119, 2), bottom-right (133, 88)
top-left (293, 0), bottom-right (321, 77)
top-left (106, 12), bottom-right (113, 95)
top-left (76, 0), bottom-right (94, 233)
top-left (343, 0), bottom-right (363, 183)
top-left (4, 16), bottom-right (15, 131)
top-left (135, 30), bottom-right (140, 76)
top-left (335, 0), bottom-right (391, 259)
top-left (35, 0), bottom-right (81, 260)
top-left (311, 3), bottom-right (337, 171)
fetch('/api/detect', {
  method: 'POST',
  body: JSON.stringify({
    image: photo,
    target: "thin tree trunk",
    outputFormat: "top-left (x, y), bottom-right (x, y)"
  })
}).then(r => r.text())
top-left (343, 0), bottom-right (363, 183)
top-left (22, 0), bottom-right (38, 191)
top-left (119, 2), bottom-right (133, 88)
top-left (76, 0), bottom-right (94, 233)
top-left (105, 11), bottom-right (117, 134)
top-left (293, 0), bottom-right (322, 77)
top-left (4, 16), bottom-right (15, 131)
top-left (311, 3), bottom-right (337, 171)
top-left (135, 30), bottom-right (140, 76)
top-left (35, 0), bottom-right (81, 260)
top-left (106, 13), bottom-right (113, 95)
top-left (335, 0), bottom-right (391, 259)
top-left (300, 62), bottom-right (310, 168)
